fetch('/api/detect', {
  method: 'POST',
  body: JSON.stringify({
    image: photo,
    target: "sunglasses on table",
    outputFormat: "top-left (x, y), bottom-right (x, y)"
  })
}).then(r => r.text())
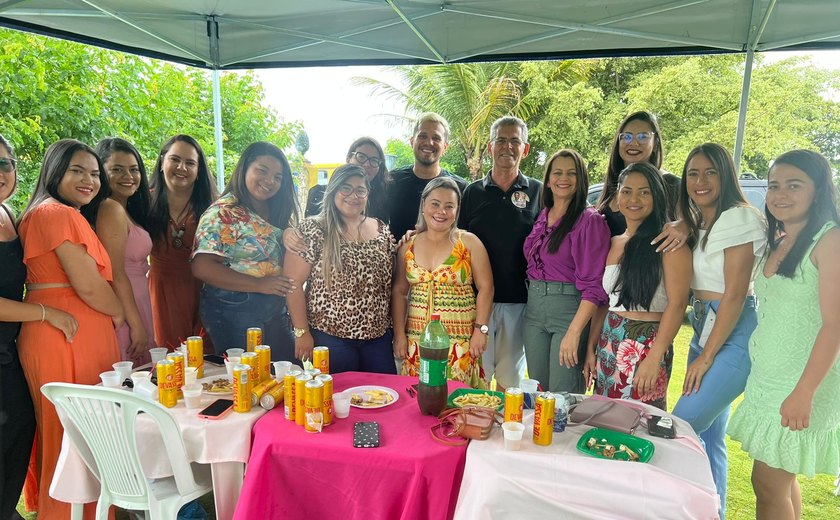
top-left (349, 151), bottom-right (382, 168)
top-left (0, 158), bottom-right (16, 173)
top-left (618, 132), bottom-right (656, 145)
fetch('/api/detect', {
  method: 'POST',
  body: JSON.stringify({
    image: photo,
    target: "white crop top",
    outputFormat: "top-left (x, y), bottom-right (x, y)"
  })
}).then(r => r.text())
top-left (692, 206), bottom-right (767, 293)
top-left (603, 264), bottom-right (668, 313)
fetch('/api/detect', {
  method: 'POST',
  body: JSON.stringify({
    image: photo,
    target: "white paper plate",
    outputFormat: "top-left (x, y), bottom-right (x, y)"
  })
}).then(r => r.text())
top-left (344, 385), bottom-right (399, 409)
top-left (198, 375), bottom-right (234, 396)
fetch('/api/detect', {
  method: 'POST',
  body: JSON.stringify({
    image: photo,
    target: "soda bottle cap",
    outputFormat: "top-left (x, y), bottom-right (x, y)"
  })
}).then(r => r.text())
top-left (430, 313), bottom-right (441, 320)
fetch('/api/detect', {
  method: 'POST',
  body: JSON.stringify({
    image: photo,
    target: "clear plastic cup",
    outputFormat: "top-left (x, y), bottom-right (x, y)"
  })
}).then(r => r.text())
top-left (226, 348), bottom-right (245, 359)
top-left (130, 371), bottom-right (151, 390)
top-left (333, 391), bottom-right (351, 419)
top-left (134, 379), bottom-right (158, 400)
top-left (273, 361), bottom-right (292, 380)
top-left (149, 347), bottom-right (168, 364)
top-left (182, 383), bottom-right (203, 409)
top-left (225, 357), bottom-right (241, 379)
top-left (112, 361), bottom-right (133, 383)
top-left (100, 371), bottom-right (121, 388)
top-left (520, 378), bottom-right (539, 407)
top-left (502, 421), bottom-right (525, 451)
top-left (184, 366), bottom-right (198, 385)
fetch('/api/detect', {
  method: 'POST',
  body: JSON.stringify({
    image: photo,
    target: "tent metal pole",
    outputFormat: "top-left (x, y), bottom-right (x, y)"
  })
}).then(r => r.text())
top-left (212, 68), bottom-right (224, 192)
top-left (733, 49), bottom-right (754, 175)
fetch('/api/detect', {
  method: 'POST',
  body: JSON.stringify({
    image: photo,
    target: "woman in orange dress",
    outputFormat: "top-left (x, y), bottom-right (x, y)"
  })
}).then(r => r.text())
top-left (147, 135), bottom-right (217, 350)
top-left (17, 139), bottom-right (123, 519)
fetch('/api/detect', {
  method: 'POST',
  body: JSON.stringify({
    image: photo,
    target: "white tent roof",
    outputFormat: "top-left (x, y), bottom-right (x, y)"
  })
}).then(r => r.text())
top-left (1, 0), bottom-right (839, 69)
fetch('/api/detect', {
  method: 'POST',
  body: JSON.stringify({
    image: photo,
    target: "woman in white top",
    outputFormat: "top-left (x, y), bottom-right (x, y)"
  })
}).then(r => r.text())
top-left (671, 143), bottom-right (766, 520)
top-left (585, 163), bottom-right (691, 409)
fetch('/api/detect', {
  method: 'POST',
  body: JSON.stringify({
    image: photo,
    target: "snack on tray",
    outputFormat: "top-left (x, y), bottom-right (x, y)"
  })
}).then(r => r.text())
top-left (202, 378), bottom-right (233, 393)
top-left (350, 389), bottom-right (394, 407)
top-left (452, 392), bottom-right (502, 409)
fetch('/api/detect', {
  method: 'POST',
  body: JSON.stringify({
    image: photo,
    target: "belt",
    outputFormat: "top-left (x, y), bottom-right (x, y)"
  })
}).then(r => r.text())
top-left (526, 279), bottom-right (580, 296)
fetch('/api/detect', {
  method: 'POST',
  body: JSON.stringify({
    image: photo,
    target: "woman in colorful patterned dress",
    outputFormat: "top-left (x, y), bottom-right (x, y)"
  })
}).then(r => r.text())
top-left (728, 150), bottom-right (840, 519)
top-left (192, 142), bottom-right (299, 361)
top-left (392, 176), bottom-right (493, 388)
top-left (588, 163), bottom-right (691, 409)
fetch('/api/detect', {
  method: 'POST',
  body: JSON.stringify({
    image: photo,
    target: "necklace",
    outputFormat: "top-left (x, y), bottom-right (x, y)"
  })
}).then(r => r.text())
top-left (169, 203), bottom-right (191, 249)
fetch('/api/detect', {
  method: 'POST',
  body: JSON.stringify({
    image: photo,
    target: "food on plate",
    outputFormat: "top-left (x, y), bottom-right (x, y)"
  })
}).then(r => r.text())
top-left (202, 378), bottom-right (233, 393)
top-left (452, 392), bottom-right (502, 409)
top-left (350, 389), bottom-right (394, 407)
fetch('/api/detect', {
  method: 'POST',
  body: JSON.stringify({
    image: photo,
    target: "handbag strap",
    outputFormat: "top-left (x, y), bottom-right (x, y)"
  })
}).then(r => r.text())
top-left (568, 400), bottom-right (616, 426)
top-left (430, 410), bottom-right (469, 446)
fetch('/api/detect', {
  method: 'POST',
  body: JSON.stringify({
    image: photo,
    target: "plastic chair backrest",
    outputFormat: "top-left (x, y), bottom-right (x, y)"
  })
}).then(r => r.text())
top-left (41, 383), bottom-right (201, 508)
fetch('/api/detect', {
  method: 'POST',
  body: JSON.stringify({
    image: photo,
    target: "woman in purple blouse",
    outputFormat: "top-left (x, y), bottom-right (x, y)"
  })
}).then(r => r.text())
top-left (523, 150), bottom-right (610, 393)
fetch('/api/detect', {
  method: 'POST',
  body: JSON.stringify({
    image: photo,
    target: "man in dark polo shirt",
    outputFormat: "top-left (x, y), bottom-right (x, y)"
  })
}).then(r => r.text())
top-left (388, 112), bottom-right (467, 240)
top-left (458, 116), bottom-right (541, 390)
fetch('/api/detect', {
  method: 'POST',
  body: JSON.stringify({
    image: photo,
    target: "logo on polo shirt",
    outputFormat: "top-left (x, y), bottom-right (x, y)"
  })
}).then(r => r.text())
top-left (511, 191), bottom-right (529, 208)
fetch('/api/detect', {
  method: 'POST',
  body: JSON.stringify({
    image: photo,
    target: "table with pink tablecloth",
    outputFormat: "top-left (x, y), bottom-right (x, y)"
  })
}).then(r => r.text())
top-left (233, 372), bottom-right (469, 520)
top-left (454, 398), bottom-right (720, 520)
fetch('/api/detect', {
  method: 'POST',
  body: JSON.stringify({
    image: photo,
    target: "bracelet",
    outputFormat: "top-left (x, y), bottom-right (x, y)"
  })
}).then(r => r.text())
top-left (39, 303), bottom-right (46, 322)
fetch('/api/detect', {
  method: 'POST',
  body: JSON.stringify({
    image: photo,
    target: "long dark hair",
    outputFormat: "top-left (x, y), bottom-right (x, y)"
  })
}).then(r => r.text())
top-left (148, 135), bottom-right (218, 241)
top-left (22, 139), bottom-right (111, 227)
top-left (95, 137), bottom-right (151, 231)
top-left (0, 134), bottom-right (16, 196)
top-left (679, 143), bottom-right (749, 250)
top-left (598, 111), bottom-right (664, 212)
top-left (768, 150), bottom-right (840, 278)
top-left (540, 149), bottom-right (589, 253)
top-left (346, 136), bottom-right (389, 221)
top-left (223, 141), bottom-right (299, 229)
top-left (614, 163), bottom-right (669, 311)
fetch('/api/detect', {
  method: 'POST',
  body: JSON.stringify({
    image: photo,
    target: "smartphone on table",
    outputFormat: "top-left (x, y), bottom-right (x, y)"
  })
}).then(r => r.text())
top-left (197, 399), bottom-right (233, 420)
top-left (353, 422), bottom-right (380, 448)
top-left (648, 415), bottom-right (677, 439)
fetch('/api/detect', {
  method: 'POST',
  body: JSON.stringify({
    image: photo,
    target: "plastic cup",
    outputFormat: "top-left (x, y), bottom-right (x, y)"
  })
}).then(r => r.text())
top-left (100, 371), bottom-right (121, 388)
top-left (333, 391), bottom-right (351, 419)
top-left (226, 348), bottom-right (245, 359)
top-left (184, 366), bottom-right (198, 385)
top-left (112, 361), bottom-right (133, 383)
top-left (149, 347), bottom-right (168, 364)
top-left (134, 379), bottom-right (158, 400)
top-left (502, 422), bottom-right (525, 451)
top-left (273, 361), bottom-right (292, 380)
top-left (225, 357), bottom-right (241, 379)
top-left (520, 378), bottom-right (539, 407)
top-left (130, 371), bottom-right (150, 389)
top-left (182, 383), bottom-right (203, 409)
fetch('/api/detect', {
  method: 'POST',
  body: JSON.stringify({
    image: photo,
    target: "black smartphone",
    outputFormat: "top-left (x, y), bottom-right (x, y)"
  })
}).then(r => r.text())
top-left (353, 421), bottom-right (380, 448)
top-left (648, 415), bottom-right (677, 439)
top-left (204, 354), bottom-right (225, 366)
top-left (197, 399), bottom-right (234, 420)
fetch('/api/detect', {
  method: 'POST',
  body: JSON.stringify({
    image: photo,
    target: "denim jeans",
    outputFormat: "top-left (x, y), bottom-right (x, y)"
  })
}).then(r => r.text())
top-left (199, 285), bottom-right (296, 363)
top-left (310, 328), bottom-right (397, 375)
top-left (672, 296), bottom-right (757, 520)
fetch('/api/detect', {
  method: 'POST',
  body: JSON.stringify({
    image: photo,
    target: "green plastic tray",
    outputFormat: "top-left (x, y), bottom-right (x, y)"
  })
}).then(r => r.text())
top-left (576, 427), bottom-right (655, 463)
top-left (446, 388), bottom-right (505, 412)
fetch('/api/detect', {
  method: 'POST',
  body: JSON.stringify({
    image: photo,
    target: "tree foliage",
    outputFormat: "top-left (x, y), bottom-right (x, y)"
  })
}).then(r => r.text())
top-left (0, 28), bottom-right (301, 212)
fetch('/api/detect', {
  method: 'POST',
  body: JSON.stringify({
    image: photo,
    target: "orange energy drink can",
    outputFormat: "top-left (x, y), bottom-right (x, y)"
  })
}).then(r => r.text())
top-left (240, 352), bottom-right (259, 381)
top-left (260, 383), bottom-right (285, 410)
top-left (251, 378), bottom-right (279, 407)
top-left (186, 336), bottom-right (204, 379)
top-left (233, 364), bottom-right (252, 413)
top-left (166, 351), bottom-right (185, 399)
top-left (315, 374), bottom-right (333, 426)
top-left (313, 346), bottom-right (329, 375)
top-left (304, 379), bottom-right (324, 433)
top-left (246, 327), bottom-right (262, 352)
top-left (284, 369), bottom-right (302, 421)
top-left (504, 387), bottom-right (524, 423)
top-left (533, 392), bottom-right (556, 446)
top-left (156, 359), bottom-right (178, 408)
top-left (295, 373), bottom-right (313, 426)
top-left (254, 345), bottom-right (271, 383)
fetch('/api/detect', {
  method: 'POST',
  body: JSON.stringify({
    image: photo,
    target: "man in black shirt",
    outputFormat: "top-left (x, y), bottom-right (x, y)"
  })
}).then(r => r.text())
top-left (458, 116), bottom-right (542, 390)
top-left (388, 113), bottom-right (467, 240)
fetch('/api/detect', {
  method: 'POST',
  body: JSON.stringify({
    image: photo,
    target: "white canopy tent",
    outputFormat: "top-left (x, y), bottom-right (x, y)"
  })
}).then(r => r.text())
top-left (2, 0), bottom-right (839, 186)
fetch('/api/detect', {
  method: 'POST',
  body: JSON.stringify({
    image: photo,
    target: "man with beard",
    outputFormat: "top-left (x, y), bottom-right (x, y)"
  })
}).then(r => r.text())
top-left (458, 116), bottom-right (542, 390)
top-left (388, 113), bottom-right (467, 240)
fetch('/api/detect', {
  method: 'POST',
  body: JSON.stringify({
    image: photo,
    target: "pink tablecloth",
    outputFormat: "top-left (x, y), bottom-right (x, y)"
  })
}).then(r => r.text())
top-left (233, 372), bottom-right (469, 520)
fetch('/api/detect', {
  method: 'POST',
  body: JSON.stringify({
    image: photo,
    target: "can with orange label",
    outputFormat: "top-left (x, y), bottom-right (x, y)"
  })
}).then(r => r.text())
top-left (246, 327), bottom-right (262, 352)
top-left (259, 383), bottom-right (285, 410)
top-left (251, 377), bottom-right (279, 406)
top-left (533, 392), bottom-right (556, 446)
top-left (156, 359), bottom-right (178, 408)
top-left (304, 379), bottom-right (324, 433)
top-left (295, 373), bottom-right (313, 426)
top-left (240, 352), bottom-right (259, 381)
top-left (186, 336), bottom-right (204, 379)
top-left (315, 374), bottom-right (333, 426)
top-left (254, 345), bottom-right (271, 382)
top-left (504, 387), bottom-right (524, 423)
top-left (166, 351), bottom-right (185, 399)
top-left (233, 364), bottom-right (252, 413)
top-left (284, 369), bottom-right (302, 421)
top-left (313, 346), bottom-right (329, 375)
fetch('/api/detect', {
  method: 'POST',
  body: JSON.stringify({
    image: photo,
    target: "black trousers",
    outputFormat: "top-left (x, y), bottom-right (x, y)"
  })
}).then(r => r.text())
top-left (0, 350), bottom-right (35, 520)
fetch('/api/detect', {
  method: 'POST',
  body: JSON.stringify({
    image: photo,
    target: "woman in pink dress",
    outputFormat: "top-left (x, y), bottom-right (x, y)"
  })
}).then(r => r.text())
top-left (95, 138), bottom-right (155, 364)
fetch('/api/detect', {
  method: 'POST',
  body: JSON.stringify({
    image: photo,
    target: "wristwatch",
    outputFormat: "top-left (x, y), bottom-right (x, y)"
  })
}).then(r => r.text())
top-left (293, 327), bottom-right (308, 338)
top-left (474, 323), bottom-right (489, 335)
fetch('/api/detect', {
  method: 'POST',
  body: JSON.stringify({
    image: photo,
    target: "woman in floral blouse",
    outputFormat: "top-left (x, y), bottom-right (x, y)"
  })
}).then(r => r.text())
top-left (392, 177), bottom-right (493, 387)
top-left (192, 142), bottom-right (299, 361)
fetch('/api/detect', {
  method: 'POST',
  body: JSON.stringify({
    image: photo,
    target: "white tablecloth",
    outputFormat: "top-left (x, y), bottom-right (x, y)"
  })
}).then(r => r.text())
top-left (49, 367), bottom-right (266, 520)
top-left (454, 400), bottom-right (720, 520)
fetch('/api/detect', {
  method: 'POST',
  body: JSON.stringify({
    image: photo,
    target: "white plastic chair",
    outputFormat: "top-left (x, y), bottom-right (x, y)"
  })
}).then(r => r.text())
top-left (42, 383), bottom-right (212, 520)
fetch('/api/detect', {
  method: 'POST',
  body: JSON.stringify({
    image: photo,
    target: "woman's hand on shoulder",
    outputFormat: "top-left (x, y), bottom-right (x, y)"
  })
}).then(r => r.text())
top-left (653, 220), bottom-right (689, 253)
top-left (44, 306), bottom-right (79, 343)
top-left (283, 227), bottom-right (308, 256)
